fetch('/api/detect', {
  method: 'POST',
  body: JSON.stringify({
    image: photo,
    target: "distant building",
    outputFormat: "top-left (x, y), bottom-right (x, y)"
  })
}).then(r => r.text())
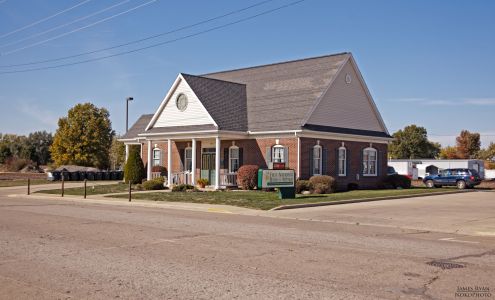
top-left (388, 159), bottom-right (485, 179)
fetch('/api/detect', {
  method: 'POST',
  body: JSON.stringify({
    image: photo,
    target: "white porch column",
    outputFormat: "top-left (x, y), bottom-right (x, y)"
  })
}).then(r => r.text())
top-left (125, 144), bottom-right (129, 163)
top-left (147, 140), bottom-right (152, 181)
top-left (191, 138), bottom-right (197, 186)
top-left (215, 137), bottom-right (220, 189)
top-left (167, 139), bottom-right (172, 188)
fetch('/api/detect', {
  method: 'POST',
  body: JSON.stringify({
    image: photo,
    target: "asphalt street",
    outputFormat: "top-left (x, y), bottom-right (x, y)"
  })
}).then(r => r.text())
top-left (0, 186), bottom-right (494, 299)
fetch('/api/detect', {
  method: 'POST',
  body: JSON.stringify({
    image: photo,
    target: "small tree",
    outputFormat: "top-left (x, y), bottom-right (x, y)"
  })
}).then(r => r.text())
top-left (51, 103), bottom-right (114, 169)
top-left (389, 125), bottom-right (440, 159)
top-left (124, 148), bottom-right (145, 184)
top-left (439, 146), bottom-right (461, 159)
top-left (456, 130), bottom-right (481, 159)
top-left (109, 136), bottom-right (125, 170)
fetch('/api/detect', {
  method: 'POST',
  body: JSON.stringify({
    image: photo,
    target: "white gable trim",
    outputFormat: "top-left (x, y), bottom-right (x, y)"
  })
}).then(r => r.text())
top-left (145, 74), bottom-right (218, 131)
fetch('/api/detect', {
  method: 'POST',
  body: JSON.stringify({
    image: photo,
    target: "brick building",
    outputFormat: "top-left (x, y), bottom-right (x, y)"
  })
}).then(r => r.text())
top-left (120, 52), bottom-right (392, 189)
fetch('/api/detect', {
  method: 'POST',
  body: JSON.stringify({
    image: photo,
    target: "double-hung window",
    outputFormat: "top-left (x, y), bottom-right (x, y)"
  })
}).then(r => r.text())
top-left (363, 148), bottom-right (377, 176)
top-left (184, 148), bottom-right (192, 172)
top-left (152, 148), bottom-right (161, 166)
top-left (229, 146), bottom-right (240, 173)
top-left (272, 145), bottom-right (285, 163)
top-left (338, 147), bottom-right (346, 176)
top-left (312, 145), bottom-right (322, 175)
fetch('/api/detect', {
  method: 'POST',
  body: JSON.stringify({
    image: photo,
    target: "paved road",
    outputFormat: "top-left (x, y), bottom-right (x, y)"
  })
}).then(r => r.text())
top-left (0, 187), bottom-right (494, 299)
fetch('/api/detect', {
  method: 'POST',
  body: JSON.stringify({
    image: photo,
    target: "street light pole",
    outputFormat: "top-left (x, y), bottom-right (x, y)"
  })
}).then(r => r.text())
top-left (126, 97), bottom-right (133, 133)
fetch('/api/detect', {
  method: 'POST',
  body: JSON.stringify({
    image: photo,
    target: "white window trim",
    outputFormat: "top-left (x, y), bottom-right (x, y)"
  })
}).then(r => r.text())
top-left (228, 145), bottom-right (239, 173)
top-left (362, 147), bottom-right (377, 176)
top-left (184, 147), bottom-right (192, 172)
top-left (312, 145), bottom-right (322, 176)
top-left (272, 144), bottom-right (285, 163)
top-left (152, 148), bottom-right (161, 167)
top-left (338, 146), bottom-right (347, 177)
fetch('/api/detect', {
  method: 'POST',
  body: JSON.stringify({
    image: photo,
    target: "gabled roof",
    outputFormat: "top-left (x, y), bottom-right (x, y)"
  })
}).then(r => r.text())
top-left (202, 52), bottom-right (351, 132)
top-left (123, 52), bottom-right (391, 140)
top-left (121, 114), bottom-right (153, 140)
top-left (181, 74), bottom-right (247, 131)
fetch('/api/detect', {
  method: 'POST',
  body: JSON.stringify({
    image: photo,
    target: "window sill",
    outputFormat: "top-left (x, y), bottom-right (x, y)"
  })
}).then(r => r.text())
top-left (362, 174), bottom-right (377, 177)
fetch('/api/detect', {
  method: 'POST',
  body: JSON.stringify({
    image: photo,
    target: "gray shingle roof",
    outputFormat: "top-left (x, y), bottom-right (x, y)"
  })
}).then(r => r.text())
top-left (202, 52), bottom-right (351, 131)
top-left (181, 74), bottom-right (247, 131)
top-left (121, 114), bottom-right (153, 139)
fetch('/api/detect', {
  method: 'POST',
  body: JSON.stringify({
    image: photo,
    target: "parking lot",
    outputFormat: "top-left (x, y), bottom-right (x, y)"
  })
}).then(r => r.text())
top-left (271, 190), bottom-right (495, 237)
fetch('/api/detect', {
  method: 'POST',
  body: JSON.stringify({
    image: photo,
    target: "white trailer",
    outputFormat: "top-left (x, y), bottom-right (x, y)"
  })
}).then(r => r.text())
top-left (388, 159), bottom-right (485, 179)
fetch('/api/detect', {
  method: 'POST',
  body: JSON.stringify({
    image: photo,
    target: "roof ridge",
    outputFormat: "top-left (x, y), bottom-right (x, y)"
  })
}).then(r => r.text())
top-left (181, 73), bottom-right (246, 86)
top-left (201, 52), bottom-right (351, 76)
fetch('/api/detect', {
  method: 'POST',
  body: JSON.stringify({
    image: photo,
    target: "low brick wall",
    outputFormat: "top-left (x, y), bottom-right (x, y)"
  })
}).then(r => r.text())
top-left (0, 172), bottom-right (46, 180)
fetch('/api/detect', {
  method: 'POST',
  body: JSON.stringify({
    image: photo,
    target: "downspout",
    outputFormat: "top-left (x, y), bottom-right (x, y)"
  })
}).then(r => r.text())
top-left (296, 132), bottom-right (300, 179)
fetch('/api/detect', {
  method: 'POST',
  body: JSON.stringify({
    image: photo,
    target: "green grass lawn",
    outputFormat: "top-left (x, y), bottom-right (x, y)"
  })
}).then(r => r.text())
top-left (0, 179), bottom-right (56, 187)
top-left (108, 187), bottom-right (460, 210)
top-left (36, 183), bottom-right (130, 196)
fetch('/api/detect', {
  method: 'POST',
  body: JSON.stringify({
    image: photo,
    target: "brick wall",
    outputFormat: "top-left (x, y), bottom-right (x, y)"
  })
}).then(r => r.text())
top-left (300, 137), bottom-right (388, 189)
top-left (138, 136), bottom-right (387, 189)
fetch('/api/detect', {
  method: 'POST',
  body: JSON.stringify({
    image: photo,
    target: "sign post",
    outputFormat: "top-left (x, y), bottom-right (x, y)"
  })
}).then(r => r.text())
top-left (257, 169), bottom-right (296, 199)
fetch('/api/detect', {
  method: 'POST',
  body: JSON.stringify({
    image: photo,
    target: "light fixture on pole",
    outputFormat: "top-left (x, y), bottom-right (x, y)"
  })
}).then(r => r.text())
top-left (126, 97), bottom-right (133, 133)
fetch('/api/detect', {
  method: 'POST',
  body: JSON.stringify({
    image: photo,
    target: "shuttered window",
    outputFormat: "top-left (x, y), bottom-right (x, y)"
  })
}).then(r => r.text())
top-left (229, 146), bottom-right (240, 173)
top-left (184, 148), bottom-right (192, 172)
top-left (272, 145), bottom-right (285, 163)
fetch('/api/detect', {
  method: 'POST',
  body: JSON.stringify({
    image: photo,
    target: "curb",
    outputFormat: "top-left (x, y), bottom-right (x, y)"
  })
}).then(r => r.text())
top-left (269, 190), bottom-right (474, 211)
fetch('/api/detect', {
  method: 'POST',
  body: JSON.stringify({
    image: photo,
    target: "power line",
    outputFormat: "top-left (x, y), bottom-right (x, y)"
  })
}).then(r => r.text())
top-left (0, 0), bottom-right (92, 39)
top-left (0, 0), bottom-right (277, 68)
top-left (2, 0), bottom-right (157, 55)
top-left (0, 0), bottom-right (307, 74)
top-left (0, 0), bottom-right (131, 49)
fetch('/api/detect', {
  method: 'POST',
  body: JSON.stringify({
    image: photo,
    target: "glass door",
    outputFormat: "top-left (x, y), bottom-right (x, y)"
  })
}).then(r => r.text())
top-left (201, 148), bottom-right (215, 186)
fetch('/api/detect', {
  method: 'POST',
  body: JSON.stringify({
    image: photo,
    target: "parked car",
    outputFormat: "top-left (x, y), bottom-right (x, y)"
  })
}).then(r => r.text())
top-left (387, 166), bottom-right (398, 176)
top-left (423, 168), bottom-right (482, 189)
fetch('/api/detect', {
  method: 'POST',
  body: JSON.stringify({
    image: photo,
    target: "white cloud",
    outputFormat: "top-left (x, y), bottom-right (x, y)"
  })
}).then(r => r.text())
top-left (464, 98), bottom-right (495, 106)
top-left (389, 97), bottom-right (495, 106)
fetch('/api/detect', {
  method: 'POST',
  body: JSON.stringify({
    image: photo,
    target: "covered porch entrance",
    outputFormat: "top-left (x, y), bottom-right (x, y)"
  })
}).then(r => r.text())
top-left (135, 135), bottom-right (241, 190)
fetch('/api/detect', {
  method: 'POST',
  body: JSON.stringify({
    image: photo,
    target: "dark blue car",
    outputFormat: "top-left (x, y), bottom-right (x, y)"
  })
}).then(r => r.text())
top-left (423, 168), bottom-right (482, 189)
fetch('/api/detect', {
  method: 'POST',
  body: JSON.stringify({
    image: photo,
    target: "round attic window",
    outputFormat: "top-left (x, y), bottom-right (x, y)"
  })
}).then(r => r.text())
top-left (176, 93), bottom-right (188, 111)
top-left (345, 74), bottom-right (352, 84)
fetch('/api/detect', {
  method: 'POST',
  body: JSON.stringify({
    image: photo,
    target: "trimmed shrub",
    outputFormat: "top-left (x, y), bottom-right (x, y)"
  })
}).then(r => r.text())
top-left (196, 178), bottom-right (208, 188)
top-left (143, 177), bottom-right (165, 190)
top-left (151, 165), bottom-right (167, 174)
top-left (237, 165), bottom-right (259, 190)
top-left (382, 174), bottom-right (411, 189)
top-left (124, 148), bottom-right (145, 184)
top-left (296, 180), bottom-right (310, 194)
top-left (309, 175), bottom-right (336, 194)
top-left (172, 184), bottom-right (195, 192)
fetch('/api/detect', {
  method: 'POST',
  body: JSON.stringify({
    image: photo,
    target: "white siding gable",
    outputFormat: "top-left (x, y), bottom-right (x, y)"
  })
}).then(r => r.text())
top-left (306, 60), bottom-right (386, 132)
top-left (153, 77), bottom-right (216, 128)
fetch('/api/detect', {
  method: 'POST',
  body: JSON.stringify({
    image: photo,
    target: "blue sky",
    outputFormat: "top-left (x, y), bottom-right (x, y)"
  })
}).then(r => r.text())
top-left (0, 0), bottom-right (494, 147)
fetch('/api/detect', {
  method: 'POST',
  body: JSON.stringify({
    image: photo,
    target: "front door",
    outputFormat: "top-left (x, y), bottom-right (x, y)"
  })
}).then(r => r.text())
top-left (201, 148), bottom-right (216, 186)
